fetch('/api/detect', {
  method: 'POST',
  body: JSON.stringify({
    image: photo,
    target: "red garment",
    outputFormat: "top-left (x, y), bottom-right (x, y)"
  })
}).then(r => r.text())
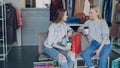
top-left (16, 8), bottom-right (23, 27)
top-left (110, 23), bottom-right (120, 38)
top-left (50, 0), bottom-right (63, 21)
top-left (110, 2), bottom-right (120, 38)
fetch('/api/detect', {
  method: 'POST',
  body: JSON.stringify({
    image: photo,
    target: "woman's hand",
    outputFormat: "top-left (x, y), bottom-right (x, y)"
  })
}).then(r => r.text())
top-left (82, 30), bottom-right (88, 35)
top-left (95, 48), bottom-right (102, 57)
top-left (64, 45), bottom-right (71, 50)
top-left (78, 29), bottom-right (88, 35)
top-left (68, 30), bottom-right (73, 38)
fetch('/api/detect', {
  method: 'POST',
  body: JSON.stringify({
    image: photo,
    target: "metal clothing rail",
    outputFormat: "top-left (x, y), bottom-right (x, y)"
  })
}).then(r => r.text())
top-left (0, 0), bottom-right (9, 60)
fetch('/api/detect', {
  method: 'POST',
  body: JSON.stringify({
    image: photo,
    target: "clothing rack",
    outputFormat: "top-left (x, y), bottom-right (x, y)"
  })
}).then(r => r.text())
top-left (0, 0), bottom-right (9, 60)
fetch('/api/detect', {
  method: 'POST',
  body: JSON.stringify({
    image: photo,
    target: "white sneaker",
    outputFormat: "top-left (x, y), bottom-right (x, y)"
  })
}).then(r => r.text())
top-left (90, 66), bottom-right (95, 68)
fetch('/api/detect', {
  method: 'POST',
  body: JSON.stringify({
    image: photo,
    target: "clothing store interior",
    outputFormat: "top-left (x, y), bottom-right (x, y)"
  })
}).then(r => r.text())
top-left (0, 0), bottom-right (120, 68)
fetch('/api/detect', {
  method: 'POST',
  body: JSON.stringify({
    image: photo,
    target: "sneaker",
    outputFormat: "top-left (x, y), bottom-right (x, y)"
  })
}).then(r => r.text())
top-left (90, 66), bottom-right (95, 68)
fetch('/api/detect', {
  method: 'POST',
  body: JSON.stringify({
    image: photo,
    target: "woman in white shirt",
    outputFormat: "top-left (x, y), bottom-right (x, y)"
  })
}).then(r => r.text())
top-left (77, 5), bottom-right (111, 68)
top-left (44, 9), bottom-right (75, 68)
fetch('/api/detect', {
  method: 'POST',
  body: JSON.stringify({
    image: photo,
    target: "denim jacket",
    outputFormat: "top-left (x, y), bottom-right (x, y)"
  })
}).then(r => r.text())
top-left (44, 22), bottom-right (72, 48)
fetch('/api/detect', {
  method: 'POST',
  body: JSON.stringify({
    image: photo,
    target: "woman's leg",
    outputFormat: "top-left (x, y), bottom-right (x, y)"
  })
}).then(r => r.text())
top-left (67, 51), bottom-right (75, 68)
top-left (44, 47), bottom-right (68, 68)
top-left (82, 40), bottom-right (100, 68)
top-left (57, 49), bottom-right (75, 68)
top-left (99, 44), bottom-right (112, 68)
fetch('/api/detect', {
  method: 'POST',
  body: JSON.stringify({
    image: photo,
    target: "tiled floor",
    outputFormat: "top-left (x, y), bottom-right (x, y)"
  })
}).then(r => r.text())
top-left (0, 46), bottom-right (120, 68)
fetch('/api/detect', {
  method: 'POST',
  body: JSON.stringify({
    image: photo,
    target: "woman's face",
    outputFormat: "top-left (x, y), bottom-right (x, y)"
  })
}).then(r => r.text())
top-left (89, 9), bottom-right (98, 19)
top-left (63, 12), bottom-right (68, 21)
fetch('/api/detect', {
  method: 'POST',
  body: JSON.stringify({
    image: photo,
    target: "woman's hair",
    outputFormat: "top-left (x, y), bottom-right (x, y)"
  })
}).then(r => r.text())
top-left (52, 9), bottom-right (66, 23)
top-left (90, 5), bottom-right (102, 19)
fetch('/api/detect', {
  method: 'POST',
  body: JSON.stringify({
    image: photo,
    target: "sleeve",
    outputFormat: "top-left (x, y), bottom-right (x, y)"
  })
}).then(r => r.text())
top-left (101, 20), bottom-right (110, 40)
top-left (67, 25), bottom-right (73, 31)
top-left (47, 25), bottom-right (55, 46)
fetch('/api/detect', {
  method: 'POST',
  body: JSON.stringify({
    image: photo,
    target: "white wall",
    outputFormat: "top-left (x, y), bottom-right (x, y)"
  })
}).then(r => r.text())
top-left (21, 8), bottom-right (50, 46)
top-left (36, 0), bottom-right (51, 8)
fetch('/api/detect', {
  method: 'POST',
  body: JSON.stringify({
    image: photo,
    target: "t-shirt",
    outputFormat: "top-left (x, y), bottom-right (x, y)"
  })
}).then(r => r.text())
top-left (79, 19), bottom-right (110, 44)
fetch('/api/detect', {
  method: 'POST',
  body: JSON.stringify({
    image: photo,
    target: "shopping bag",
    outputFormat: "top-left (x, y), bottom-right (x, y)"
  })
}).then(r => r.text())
top-left (33, 61), bottom-right (54, 68)
top-left (72, 34), bottom-right (81, 54)
top-left (112, 58), bottom-right (120, 68)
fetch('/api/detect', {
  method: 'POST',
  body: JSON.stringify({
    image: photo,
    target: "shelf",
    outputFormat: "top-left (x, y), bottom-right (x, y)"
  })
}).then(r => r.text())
top-left (0, 18), bottom-right (3, 20)
top-left (0, 38), bottom-right (3, 41)
top-left (113, 49), bottom-right (120, 55)
top-left (67, 24), bottom-right (82, 26)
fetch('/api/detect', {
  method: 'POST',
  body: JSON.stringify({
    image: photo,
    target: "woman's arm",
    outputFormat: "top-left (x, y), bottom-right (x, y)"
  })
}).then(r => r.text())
top-left (77, 28), bottom-right (84, 33)
top-left (53, 44), bottom-right (71, 50)
top-left (95, 38), bottom-right (106, 56)
top-left (95, 20), bottom-right (110, 56)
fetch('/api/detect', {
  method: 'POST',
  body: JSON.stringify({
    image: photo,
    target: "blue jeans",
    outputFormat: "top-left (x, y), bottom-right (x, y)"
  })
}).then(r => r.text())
top-left (82, 40), bottom-right (112, 68)
top-left (44, 43), bottom-right (74, 68)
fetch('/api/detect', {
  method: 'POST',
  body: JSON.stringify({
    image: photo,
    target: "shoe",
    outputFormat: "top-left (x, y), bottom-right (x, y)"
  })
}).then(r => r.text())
top-left (90, 66), bottom-right (95, 68)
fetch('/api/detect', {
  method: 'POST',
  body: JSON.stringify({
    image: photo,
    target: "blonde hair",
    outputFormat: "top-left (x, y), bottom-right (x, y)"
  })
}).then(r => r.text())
top-left (53, 9), bottom-right (66, 23)
top-left (90, 5), bottom-right (102, 19)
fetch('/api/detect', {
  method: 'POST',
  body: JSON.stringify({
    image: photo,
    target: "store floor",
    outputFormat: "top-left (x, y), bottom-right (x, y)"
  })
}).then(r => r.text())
top-left (0, 46), bottom-right (120, 68)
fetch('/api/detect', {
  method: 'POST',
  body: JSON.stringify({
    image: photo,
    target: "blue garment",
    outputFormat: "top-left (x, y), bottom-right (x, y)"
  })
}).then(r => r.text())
top-left (66, 17), bottom-right (80, 24)
top-left (44, 42), bottom-right (74, 68)
top-left (71, 0), bottom-right (75, 17)
top-left (102, 0), bottom-right (113, 27)
top-left (66, 17), bottom-right (81, 31)
top-left (82, 40), bottom-right (112, 68)
top-left (65, 0), bottom-right (70, 17)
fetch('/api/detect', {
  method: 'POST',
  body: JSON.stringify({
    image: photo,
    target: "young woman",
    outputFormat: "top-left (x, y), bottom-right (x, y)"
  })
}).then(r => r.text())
top-left (44, 9), bottom-right (75, 68)
top-left (77, 5), bottom-right (112, 68)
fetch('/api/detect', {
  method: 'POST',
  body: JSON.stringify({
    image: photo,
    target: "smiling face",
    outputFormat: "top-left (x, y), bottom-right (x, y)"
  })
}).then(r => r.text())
top-left (63, 11), bottom-right (68, 22)
top-left (89, 9), bottom-right (98, 19)
top-left (53, 9), bottom-right (68, 23)
top-left (89, 5), bottom-right (102, 20)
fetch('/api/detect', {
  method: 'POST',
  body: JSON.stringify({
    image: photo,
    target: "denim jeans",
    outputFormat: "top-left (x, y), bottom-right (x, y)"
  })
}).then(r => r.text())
top-left (82, 40), bottom-right (112, 68)
top-left (44, 43), bottom-right (74, 68)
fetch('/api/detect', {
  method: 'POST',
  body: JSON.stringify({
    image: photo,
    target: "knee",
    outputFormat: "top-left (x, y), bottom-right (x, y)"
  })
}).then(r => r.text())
top-left (59, 53), bottom-right (67, 63)
top-left (68, 51), bottom-right (75, 61)
top-left (82, 51), bottom-right (87, 57)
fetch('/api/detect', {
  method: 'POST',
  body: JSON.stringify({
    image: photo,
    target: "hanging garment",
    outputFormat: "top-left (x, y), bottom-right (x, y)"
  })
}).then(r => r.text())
top-left (110, 2), bottom-right (120, 38)
top-left (83, 0), bottom-right (90, 15)
top-left (16, 8), bottom-right (23, 27)
top-left (71, 0), bottom-right (75, 17)
top-left (94, 0), bottom-right (104, 14)
top-left (89, 0), bottom-right (94, 4)
top-left (65, 0), bottom-right (70, 17)
top-left (50, 0), bottom-right (63, 21)
top-left (72, 34), bottom-right (81, 54)
top-left (6, 3), bottom-right (19, 44)
top-left (110, 23), bottom-right (120, 38)
top-left (113, 2), bottom-right (120, 24)
top-left (62, 0), bottom-right (66, 9)
top-left (74, 0), bottom-right (85, 17)
top-left (102, 0), bottom-right (113, 27)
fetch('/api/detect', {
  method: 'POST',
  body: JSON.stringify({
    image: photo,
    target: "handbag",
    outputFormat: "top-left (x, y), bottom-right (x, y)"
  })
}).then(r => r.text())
top-left (72, 34), bottom-right (81, 54)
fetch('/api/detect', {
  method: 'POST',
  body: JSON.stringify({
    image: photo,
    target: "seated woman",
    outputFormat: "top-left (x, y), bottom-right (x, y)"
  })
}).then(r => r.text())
top-left (77, 5), bottom-right (112, 68)
top-left (43, 9), bottom-right (75, 68)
